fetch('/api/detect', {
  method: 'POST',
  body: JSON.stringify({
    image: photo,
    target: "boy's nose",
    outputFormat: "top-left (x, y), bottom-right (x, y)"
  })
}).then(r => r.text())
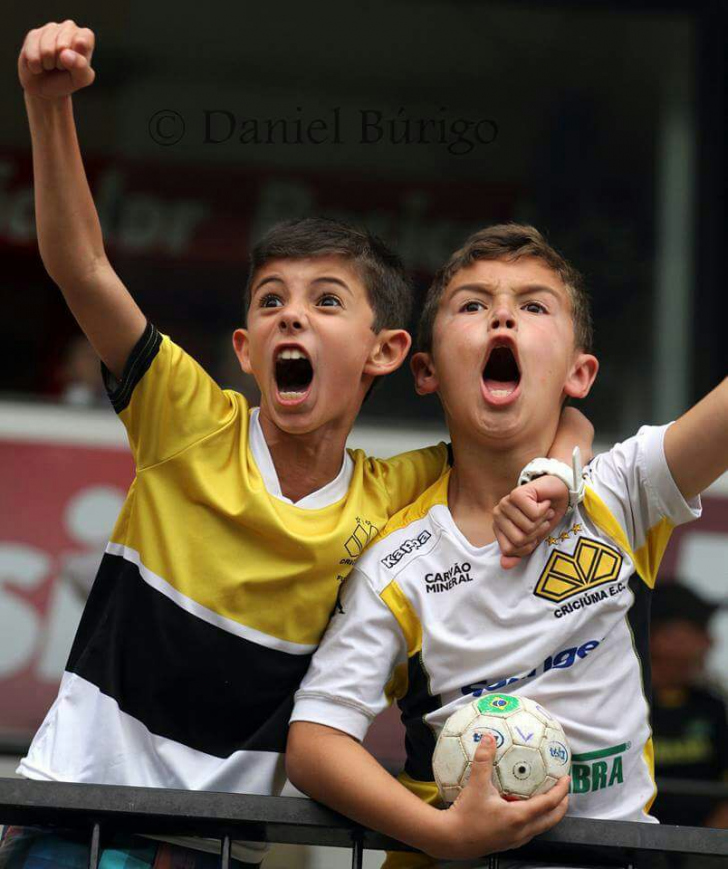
top-left (489, 302), bottom-right (516, 331)
top-left (278, 306), bottom-right (307, 332)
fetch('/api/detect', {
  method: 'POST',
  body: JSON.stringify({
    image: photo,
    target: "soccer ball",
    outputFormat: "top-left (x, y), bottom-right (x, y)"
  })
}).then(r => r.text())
top-left (432, 693), bottom-right (571, 803)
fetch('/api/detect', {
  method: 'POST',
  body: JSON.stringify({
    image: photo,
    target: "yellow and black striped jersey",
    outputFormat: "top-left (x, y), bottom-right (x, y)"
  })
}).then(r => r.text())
top-left (20, 324), bottom-right (450, 849)
top-left (292, 424), bottom-right (701, 868)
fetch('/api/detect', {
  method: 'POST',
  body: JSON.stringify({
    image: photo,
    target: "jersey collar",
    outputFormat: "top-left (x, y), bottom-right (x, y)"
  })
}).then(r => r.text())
top-left (248, 407), bottom-right (354, 509)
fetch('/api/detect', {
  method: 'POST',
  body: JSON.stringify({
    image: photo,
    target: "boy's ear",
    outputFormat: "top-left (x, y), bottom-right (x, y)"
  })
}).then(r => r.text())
top-left (564, 352), bottom-right (599, 400)
top-left (411, 351), bottom-right (439, 395)
top-left (232, 328), bottom-right (253, 374)
top-left (363, 329), bottom-right (411, 377)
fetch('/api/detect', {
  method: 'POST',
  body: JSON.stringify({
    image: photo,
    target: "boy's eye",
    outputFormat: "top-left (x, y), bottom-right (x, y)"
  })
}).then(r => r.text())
top-left (318, 294), bottom-right (342, 308)
top-left (523, 301), bottom-right (547, 314)
top-left (260, 294), bottom-right (283, 308)
top-left (460, 300), bottom-right (486, 313)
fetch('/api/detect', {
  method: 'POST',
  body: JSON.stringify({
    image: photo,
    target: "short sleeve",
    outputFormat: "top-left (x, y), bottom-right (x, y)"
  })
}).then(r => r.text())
top-left (103, 323), bottom-right (239, 470)
top-left (291, 568), bottom-right (408, 741)
top-left (367, 443), bottom-right (450, 518)
top-left (584, 424), bottom-right (701, 585)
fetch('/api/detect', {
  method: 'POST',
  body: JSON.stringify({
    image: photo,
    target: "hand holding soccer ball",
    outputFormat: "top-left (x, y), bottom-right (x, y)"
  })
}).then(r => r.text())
top-left (427, 698), bottom-right (570, 861)
top-left (434, 693), bottom-right (571, 802)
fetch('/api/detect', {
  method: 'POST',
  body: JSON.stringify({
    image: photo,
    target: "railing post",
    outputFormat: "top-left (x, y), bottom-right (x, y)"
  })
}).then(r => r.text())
top-left (351, 833), bottom-right (363, 869)
top-left (220, 835), bottom-right (231, 869)
top-left (88, 822), bottom-right (101, 869)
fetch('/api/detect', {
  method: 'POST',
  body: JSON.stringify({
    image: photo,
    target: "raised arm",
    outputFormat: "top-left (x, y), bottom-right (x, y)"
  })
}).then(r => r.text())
top-left (19, 21), bottom-right (147, 378)
top-left (664, 377), bottom-right (728, 501)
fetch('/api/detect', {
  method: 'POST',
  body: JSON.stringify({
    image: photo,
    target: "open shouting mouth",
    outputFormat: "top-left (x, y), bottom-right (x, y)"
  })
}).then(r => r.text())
top-left (274, 346), bottom-right (314, 405)
top-left (481, 341), bottom-right (521, 407)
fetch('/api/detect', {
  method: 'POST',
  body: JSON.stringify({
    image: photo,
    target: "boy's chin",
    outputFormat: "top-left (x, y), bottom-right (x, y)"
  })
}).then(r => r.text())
top-left (260, 395), bottom-right (346, 437)
top-left (450, 406), bottom-right (530, 445)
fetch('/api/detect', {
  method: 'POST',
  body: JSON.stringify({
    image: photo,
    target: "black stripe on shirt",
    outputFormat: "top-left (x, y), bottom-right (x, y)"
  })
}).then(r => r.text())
top-left (67, 552), bottom-right (313, 758)
top-left (101, 322), bottom-right (163, 414)
top-left (626, 572), bottom-right (653, 716)
top-left (398, 652), bottom-right (442, 782)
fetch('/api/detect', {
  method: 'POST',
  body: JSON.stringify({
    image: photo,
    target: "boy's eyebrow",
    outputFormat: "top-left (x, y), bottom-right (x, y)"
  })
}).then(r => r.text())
top-left (251, 275), bottom-right (354, 296)
top-left (450, 282), bottom-right (563, 300)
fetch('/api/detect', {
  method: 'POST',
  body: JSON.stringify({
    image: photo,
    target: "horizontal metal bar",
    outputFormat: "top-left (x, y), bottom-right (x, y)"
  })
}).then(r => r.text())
top-left (0, 778), bottom-right (726, 863)
top-left (0, 739), bottom-right (30, 757)
top-left (655, 777), bottom-right (728, 799)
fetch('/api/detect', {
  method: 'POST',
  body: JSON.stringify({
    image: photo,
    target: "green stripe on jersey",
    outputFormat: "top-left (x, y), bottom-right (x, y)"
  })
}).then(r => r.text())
top-left (572, 741), bottom-right (631, 762)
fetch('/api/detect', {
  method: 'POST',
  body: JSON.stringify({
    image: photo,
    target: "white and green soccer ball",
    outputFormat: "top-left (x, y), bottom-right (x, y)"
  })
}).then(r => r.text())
top-left (432, 693), bottom-right (571, 803)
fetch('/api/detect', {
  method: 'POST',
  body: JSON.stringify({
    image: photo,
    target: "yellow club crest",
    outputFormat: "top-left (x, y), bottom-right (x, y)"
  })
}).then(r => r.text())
top-left (535, 537), bottom-right (622, 602)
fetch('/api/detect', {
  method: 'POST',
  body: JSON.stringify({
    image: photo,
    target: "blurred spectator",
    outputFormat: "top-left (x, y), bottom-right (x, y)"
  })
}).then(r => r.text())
top-left (651, 582), bottom-right (728, 828)
top-left (58, 335), bottom-right (107, 408)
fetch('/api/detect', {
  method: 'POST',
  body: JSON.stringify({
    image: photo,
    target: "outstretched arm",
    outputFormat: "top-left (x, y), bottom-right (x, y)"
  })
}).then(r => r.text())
top-left (287, 724), bottom-right (569, 861)
top-left (19, 21), bottom-right (146, 378)
top-left (664, 378), bottom-right (728, 501)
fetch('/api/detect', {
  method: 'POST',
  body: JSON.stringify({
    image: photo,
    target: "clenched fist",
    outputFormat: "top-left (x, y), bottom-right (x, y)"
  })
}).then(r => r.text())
top-left (19, 20), bottom-right (95, 100)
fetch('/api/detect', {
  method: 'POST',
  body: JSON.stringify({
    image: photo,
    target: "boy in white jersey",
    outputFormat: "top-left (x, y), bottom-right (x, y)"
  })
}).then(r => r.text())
top-left (7, 23), bottom-right (588, 869)
top-left (287, 223), bottom-right (728, 866)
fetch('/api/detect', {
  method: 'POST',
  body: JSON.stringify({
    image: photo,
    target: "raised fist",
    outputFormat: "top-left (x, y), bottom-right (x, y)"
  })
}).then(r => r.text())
top-left (19, 21), bottom-right (96, 100)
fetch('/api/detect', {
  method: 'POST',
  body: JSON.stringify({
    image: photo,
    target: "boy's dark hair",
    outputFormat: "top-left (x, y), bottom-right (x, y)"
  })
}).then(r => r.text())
top-left (417, 223), bottom-right (593, 354)
top-left (244, 217), bottom-right (412, 331)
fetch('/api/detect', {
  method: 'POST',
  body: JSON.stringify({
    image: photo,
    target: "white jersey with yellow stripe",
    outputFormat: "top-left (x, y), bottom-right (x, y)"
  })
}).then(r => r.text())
top-left (291, 424), bottom-right (702, 840)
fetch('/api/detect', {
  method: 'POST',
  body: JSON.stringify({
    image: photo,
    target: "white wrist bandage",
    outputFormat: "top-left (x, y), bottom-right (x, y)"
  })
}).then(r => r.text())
top-left (517, 446), bottom-right (585, 511)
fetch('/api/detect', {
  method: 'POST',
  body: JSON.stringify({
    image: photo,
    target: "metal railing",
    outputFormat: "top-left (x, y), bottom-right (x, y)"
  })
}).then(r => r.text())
top-left (2, 778), bottom-right (728, 869)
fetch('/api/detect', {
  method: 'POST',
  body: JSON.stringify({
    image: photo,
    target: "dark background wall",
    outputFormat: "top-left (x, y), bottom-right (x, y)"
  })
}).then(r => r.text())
top-left (2, 0), bottom-right (725, 437)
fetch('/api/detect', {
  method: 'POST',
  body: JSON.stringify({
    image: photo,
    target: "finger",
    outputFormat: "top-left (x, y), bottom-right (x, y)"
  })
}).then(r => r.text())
top-left (510, 776), bottom-right (570, 825)
top-left (511, 537), bottom-right (542, 558)
top-left (510, 488), bottom-right (552, 523)
top-left (500, 554), bottom-right (522, 570)
top-left (54, 20), bottom-right (78, 69)
top-left (63, 50), bottom-right (95, 88)
top-left (72, 27), bottom-right (95, 63)
top-left (493, 514), bottom-right (533, 550)
top-left (39, 23), bottom-right (61, 71)
top-left (467, 734), bottom-right (499, 792)
top-left (502, 501), bottom-right (555, 537)
top-left (22, 29), bottom-right (44, 75)
top-left (499, 499), bottom-right (542, 534)
top-left (520, 795), bottom-right (569, 841)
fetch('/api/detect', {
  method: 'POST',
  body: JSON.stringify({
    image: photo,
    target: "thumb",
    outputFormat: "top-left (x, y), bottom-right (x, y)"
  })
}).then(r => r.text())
top-left (500, 553), bottom-right (522, 570)
top-left (467, 732), bottom-right (499, 793)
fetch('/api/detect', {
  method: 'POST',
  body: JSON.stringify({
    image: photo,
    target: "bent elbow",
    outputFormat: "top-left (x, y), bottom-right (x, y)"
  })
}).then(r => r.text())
top-left (285, 724), bottom-right (313, 794)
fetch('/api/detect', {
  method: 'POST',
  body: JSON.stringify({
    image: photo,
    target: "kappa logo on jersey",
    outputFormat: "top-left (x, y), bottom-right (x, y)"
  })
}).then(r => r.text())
top-left (534, 537), bottom-right (622, 603)
top-left (380, 530), bottom-right (432, 569)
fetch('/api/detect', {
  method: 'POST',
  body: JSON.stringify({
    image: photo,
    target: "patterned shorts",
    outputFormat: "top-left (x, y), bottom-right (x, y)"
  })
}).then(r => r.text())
top-left (0, 827), bottom-right (260, 869)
